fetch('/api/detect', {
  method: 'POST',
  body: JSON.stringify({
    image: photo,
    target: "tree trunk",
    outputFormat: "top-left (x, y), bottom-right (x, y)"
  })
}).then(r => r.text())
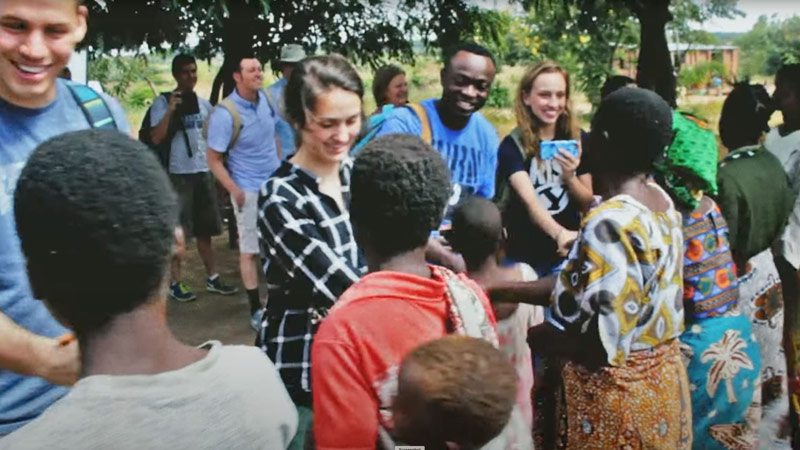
top-left (144, 77), bottom-right (158, 97)
top-left (633, 0), bottom-right (677, 107)
top-left (208, 1), bottom-right (258, 105)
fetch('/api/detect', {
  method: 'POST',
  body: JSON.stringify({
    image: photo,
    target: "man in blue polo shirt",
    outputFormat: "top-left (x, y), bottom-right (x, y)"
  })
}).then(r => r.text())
top-left (375, 42), bottom-right (499, 270)
top-left (0, 0), bottom-right (129, 435)
top-left (207, 55), bottom-right (282, 329)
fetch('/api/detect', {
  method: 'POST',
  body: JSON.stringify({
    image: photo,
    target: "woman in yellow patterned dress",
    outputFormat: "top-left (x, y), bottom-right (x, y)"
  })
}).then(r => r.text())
top-left (490, 88), bottom-right (692, 449)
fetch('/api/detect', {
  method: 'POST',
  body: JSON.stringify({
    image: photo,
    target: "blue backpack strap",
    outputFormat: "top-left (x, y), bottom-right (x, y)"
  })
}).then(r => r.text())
top-left (65, 82), bottom-right (117, 130)
top-left (350, 104), bottom-right (396, 155)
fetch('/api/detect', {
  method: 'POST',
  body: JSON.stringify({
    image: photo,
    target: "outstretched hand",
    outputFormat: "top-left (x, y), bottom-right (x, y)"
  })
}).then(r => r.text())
top-left (555, 229), bottom-right (578, 258)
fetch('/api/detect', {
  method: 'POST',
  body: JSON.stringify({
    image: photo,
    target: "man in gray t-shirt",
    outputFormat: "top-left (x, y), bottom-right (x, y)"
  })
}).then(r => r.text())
top-left (2, 130), bottom-right (297, 450)
top-left (150, 54), bottom-right (238, 303)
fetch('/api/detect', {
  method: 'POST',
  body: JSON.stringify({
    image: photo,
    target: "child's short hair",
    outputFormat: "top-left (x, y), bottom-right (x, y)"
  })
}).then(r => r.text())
top-left (14, 130), bottom-right (178, 333)
top-left (449, 197), bottom-right (503, 268)
top-left (393, 335), bottom-right (517, 449)
top-left (351, 134), bottom-right (451, 258)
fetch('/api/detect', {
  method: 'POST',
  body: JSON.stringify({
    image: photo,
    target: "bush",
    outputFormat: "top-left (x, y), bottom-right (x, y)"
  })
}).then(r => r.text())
top-left (486, 82), bottom-right (511, 108)
top-left (126, 84), bottom-right (156, 109)
top-left (679, 61), bottom-right (727, 90)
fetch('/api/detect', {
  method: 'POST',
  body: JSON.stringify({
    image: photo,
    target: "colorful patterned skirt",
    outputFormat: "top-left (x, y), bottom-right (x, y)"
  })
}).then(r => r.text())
top-left (559, 339), bottom-right (692, 450)
top-left (680, 312), bottom-right (762, 449)
top-left (738, 248), bottom-right (792, 448)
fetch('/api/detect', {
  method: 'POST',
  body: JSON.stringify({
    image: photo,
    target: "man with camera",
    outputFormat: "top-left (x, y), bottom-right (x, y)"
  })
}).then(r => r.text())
top-left (150, 54), bottom-right (238, 302)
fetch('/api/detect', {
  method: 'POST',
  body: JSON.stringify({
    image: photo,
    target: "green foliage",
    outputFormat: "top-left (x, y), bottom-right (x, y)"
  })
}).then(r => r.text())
top-left (678, 61), bottom-right (726, 89)
top-left (88, 55), bottom-right (160, 99)
top-left (503, 2), bottom-right (639, 105)
top-left (736, 15), bottom-right (800, 78)
top-left (668, 0), bottom-right (741, 54)
top-left (525, 0), bottom-right (742, 106)
top-left (486, 82), bottom-right (511, 108)
top-left (86, 0), bottom-right (514, 71)
top-left (127, 85), bottom-right (156, 109)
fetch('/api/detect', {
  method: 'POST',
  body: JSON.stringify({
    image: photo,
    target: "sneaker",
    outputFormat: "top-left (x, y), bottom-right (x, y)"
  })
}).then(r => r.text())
top-left (169, 281), bottom-right (196, 302)
top-left (251, 309), bottom-right (263, 332)
top-left (206, 277), bottom-right (239, 295)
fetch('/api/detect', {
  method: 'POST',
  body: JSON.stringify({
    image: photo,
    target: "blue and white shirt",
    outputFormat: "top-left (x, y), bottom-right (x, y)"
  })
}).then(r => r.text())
top-left (266, 78), bottom-right (297, 159)
top-left (0, 79), bottom-right (129, 435)
top-left (375, 98), bottom-right (499, 224)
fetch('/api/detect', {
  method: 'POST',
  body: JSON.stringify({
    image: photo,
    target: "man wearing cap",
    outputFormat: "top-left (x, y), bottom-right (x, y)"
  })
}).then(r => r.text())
top-left (267, 44), bottom-right (306, 159)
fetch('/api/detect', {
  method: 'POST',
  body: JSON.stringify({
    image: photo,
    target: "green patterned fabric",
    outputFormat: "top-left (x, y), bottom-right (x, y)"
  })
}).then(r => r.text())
top-left (656, 110), bottom-right (719, 210)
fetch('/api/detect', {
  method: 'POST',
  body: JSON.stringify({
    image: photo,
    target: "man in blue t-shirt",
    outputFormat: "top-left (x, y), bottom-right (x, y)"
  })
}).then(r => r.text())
top-left (375, 42), bottom-right (499, 270)
top-left (0, 0), bottom-right (129, 435)
top-left (206, 55), bottom-right (282, 330)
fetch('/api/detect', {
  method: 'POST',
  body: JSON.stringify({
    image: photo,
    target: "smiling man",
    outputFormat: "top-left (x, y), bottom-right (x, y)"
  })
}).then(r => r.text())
top-left (0, 0), bottom-right (129, 436)
top-left (206, 55), bottom-right (282, 330)
top-left (375, 42), bottom-right (499, 270)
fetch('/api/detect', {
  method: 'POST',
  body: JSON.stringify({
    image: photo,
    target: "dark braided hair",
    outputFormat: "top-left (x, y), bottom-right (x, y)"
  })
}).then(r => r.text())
top-left (719, 81), bottom-right (774, 150)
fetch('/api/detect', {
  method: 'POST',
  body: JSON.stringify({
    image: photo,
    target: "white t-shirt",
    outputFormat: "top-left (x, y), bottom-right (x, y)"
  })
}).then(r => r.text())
top-left (0, 342), bottom-right (298, 450)
top-left (765, 127), bottom-right (800, 268)
top-left (149, 93), bottom-right (213, 175)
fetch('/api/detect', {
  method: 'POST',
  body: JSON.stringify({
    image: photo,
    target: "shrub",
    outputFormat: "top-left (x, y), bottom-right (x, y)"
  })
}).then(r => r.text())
top-left (486, 82), bottom-right (511, 108)
top-left (679, 61), bottom-right (727, 90)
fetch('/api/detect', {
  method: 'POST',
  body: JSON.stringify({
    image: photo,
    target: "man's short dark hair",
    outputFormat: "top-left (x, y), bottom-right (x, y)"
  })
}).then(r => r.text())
top-left (449, 197), bottom-right (503, 269)
top-left (171, 53), bottom-right (196, 76)
top-left (777, 63), bottom-right (800, 98)
top-left (351, 134), bottom-right (451, 259)
top-left (15, 130), bottom-right (178, 334)
top-left (719, 82), bottom-right (774, 150)
top-left (600, 75), bottom-right (635, 100)
top-left (231, 53), bottom-right (259, 74)
top-left (443, 42), bottom-right (496, 71)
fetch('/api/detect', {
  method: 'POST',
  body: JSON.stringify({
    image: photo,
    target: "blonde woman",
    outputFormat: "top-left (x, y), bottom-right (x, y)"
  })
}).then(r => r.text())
top-left (496, 61), bottom-right (593, 276)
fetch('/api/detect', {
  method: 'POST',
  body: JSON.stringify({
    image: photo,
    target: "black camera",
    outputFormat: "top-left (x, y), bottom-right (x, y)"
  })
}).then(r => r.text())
top-left (174, 91), bottom-right (200, 117)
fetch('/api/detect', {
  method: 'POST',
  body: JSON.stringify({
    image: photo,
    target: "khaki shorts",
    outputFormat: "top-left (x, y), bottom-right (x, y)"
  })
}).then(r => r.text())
top-left (170, 172), bottom-right (222, 238)
top-left (232, 191), bottom-right (260, 254)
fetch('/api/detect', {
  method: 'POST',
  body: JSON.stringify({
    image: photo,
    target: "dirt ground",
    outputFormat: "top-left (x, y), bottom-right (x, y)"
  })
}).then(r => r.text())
top-left (166, 232), bottom-right (261, 347)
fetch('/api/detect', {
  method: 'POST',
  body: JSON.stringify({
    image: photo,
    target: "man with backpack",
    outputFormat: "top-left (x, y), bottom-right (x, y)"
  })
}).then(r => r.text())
top-left (266, 44), bottom-right (306, 160)
top-left (374, 42), bottom-right (499, 271)
top-left (144, 53), bottom-right (238, 302)
top-left (206, 55), bottom-right (282, 330)
top-left (0, 0), bottom-right (129, 435)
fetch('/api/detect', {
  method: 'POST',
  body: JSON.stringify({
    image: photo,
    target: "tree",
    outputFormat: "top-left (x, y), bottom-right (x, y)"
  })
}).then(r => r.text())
top-left (505, 3), bottom-right (638, 104)
top-left (84, 0), bottom-right (510, 104)
top-left (736, 15), bottom-right (800, 78)
top-left (529, 0), bottom-right (741, 106)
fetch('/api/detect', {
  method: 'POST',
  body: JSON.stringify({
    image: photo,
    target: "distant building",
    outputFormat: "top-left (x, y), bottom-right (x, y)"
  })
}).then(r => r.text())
top-left (614, 43), bottom-right (740, 79)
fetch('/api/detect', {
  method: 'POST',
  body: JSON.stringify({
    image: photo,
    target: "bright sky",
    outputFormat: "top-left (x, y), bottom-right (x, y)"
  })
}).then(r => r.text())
top-left (701, 0), bottom-right (799, 32)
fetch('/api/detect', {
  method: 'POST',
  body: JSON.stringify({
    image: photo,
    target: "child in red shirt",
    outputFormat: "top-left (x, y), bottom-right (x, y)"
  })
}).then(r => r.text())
top-left (311, 134), bottom-right (503, 449)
